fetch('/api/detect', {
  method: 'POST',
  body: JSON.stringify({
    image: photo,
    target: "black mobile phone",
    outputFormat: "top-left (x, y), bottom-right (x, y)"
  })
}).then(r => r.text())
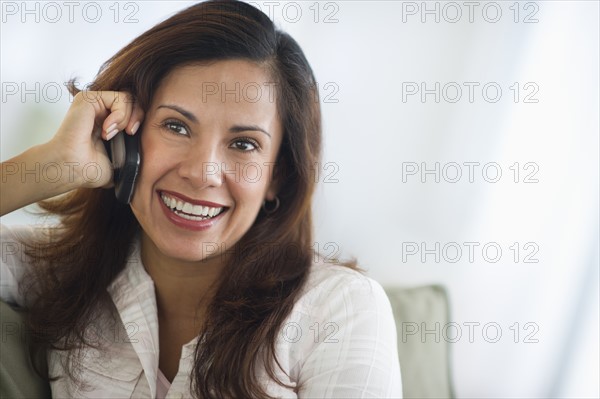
top-left (103, 131), bottom-right (141, 204)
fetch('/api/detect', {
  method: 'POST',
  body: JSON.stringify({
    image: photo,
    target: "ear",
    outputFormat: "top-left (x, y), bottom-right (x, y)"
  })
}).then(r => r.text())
top-left (264, 162), bottom-right (282, 201)
top-left (265, 175), bottom-right (281, 202)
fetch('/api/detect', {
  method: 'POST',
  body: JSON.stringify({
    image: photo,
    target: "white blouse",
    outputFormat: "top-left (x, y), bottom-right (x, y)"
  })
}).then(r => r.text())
top-left (1, 224), bottom-right (402, 398)
top-left (156, 368), bottom-right (171, 398)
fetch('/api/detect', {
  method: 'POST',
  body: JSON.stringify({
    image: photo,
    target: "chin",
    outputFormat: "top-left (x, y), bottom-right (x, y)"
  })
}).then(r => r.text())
top-left (155, 239), bottom-right (215, 263)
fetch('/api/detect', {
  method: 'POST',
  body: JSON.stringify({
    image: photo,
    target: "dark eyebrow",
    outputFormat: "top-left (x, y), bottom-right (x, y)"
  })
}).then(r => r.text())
top-left (157, 104), bottom-right (271, 138)
top-left (229, 125), bottom-right (271, 139)
top-left (157, 104), bottom-right (198, 124)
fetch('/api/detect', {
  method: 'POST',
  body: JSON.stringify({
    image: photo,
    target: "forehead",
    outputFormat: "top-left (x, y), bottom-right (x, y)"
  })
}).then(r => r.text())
top-left (153, 60), bottom-right (278, 110)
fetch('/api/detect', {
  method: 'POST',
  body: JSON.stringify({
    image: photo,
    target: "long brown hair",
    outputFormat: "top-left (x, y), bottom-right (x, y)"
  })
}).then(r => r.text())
top-left (20, 1), bottom-right (359, 398)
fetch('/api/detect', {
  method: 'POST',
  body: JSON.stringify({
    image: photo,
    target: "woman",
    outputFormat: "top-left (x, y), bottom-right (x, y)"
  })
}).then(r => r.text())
top-left (0, 0), bottom-right (402, 397)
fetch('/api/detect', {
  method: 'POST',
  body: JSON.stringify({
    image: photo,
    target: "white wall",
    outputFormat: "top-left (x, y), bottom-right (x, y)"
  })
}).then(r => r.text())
top-left (2, 1), bottom-right (598, 397)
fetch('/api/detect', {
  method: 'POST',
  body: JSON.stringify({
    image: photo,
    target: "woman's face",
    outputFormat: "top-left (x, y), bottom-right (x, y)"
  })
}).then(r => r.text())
top-left (130, 60), bottom-right (283, 263)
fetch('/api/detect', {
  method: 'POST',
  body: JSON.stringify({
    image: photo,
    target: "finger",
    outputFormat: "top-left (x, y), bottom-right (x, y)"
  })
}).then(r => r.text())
top-left (125, 103), bottom-right (145, 135)
top-left (79, 90), bottom-right (119, 138)
top-left (98, 92), bottom-right (135, 139)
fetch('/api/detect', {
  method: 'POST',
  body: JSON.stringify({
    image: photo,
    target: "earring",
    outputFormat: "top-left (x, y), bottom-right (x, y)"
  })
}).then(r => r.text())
top-left (262, 196), bottom-right (280, 214)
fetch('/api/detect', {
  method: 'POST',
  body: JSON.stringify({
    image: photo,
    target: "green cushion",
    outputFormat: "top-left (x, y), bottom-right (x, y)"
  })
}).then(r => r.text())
top-left (383, 285), bottom-right (454, 398)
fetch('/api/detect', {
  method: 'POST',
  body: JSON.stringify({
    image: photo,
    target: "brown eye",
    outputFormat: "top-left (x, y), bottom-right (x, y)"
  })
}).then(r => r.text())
top-left (162, 120), bottom-right (189, 136)
top-left (230, 138), bottom-right (259, 152)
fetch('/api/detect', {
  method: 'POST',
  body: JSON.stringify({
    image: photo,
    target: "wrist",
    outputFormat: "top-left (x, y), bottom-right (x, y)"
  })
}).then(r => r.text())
top-left (30, 142), bottom-right (84, 193)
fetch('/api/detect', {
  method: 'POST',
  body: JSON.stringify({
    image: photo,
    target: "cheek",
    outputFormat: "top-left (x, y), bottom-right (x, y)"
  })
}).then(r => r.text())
top-left (240, 163), bottom-right (268, 186)
top-left (138, 134), bottom-right (173, 184)
top-left (228, 170), bottom-right (271, 205)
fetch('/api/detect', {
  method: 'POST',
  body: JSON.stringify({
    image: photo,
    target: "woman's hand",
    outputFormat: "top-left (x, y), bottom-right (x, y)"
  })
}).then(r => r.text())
top-left (48, 90), bottom-right (145, 189)
top-left (0, 90), bottom-right (144, 216)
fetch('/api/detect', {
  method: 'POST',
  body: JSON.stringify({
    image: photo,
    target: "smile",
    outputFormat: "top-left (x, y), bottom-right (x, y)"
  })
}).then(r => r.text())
top-left (160, 192), bottom-right (225, 221)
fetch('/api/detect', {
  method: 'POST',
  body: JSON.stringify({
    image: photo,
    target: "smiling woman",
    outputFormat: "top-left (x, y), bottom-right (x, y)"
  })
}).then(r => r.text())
top-left (0, 1), bottom-right (401, 398)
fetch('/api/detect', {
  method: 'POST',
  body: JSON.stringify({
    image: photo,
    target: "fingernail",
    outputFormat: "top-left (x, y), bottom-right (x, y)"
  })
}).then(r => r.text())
top-left (106, 129), bottom-right (119, 140)
top-left (106, 123), bottom-right (117, 134)
top-left (131, 121), bottom-right (140, 135)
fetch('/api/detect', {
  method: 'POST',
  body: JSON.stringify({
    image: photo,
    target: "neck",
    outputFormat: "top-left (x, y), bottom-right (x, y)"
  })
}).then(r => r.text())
top-left (140, 232), bottom-right (223, 320)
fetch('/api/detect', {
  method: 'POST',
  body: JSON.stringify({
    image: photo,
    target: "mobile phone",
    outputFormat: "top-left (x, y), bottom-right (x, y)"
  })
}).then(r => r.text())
top-left (103, 131), bottom-right (141, 204)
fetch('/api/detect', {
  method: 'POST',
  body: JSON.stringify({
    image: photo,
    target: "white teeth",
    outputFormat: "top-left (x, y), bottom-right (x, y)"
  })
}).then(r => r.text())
top-left (173, 210), bottom-right (203, 221)
top-left (160, 193), bottom-right (224, 220)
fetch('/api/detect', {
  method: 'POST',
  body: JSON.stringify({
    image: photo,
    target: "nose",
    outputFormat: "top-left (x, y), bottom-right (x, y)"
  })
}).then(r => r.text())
top-left (177, 141), bottom-right (223, 189)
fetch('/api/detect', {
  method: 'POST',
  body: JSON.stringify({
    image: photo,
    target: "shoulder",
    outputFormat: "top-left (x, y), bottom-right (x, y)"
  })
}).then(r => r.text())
top-left (275, 258), bottom-right (403, 397)
top-left (293, 257), bottom-right (393, 322)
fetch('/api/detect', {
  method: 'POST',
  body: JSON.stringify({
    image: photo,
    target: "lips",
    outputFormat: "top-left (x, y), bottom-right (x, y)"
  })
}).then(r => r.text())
top-left (157, 190), bottom-right (228, 230)
top-left (160, 192), bottom-right (224, 220)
